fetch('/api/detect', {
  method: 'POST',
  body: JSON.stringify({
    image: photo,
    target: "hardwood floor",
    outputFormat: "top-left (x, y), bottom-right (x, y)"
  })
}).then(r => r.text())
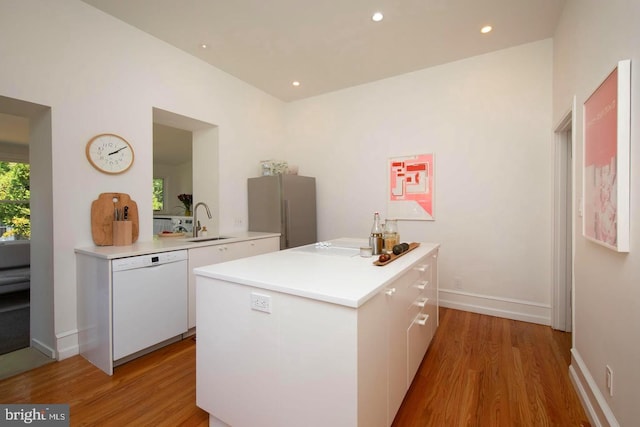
top-left (393, 308), bottom-right (590, 427)
top-left (0, 308), bottom-right (589, 426)
top-left (0, 337), bottom-right (209, 426)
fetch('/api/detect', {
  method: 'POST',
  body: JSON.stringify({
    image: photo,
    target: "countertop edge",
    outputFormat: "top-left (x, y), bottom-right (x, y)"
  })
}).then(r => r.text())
top-left (74, 231), bottom-right (281, 259)
top-left (194, 269), bottom-right (362, 308)
top-left (195, 241), bottom-right (440, 308)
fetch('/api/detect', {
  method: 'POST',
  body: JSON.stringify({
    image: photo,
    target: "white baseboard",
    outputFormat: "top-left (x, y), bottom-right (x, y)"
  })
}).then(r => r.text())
top-left (569, 349), bottom-right (620, 427)
top-left (55, 328), bottom-right (80, 360)
top-left (439, 288), bottom-right (551, 325)
top-left (30, 338), bottom-right (55, 359)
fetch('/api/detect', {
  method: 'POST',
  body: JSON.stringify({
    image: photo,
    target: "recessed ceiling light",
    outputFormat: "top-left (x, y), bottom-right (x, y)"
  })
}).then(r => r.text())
top-left (292, 81), bottom-right (301, 87)
top-left (200, 43), bottom-right (208, 49)
top-left (480, 25), bottom-right (492, 34)
top-left (372, 12), bottom-right (383, 22)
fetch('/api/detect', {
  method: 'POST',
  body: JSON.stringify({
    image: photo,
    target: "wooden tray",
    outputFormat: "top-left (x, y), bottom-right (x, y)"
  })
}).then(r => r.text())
top-left (91, 192), bottom-right (139, 246)
top-left (373, 242), bottom-right (420, 266)
top-left (157, 232), bottom-right (185, 238)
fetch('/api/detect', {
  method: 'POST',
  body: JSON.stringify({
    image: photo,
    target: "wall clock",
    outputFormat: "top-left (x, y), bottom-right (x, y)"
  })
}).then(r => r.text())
top-left (86, 133), bottom-right (135, 174)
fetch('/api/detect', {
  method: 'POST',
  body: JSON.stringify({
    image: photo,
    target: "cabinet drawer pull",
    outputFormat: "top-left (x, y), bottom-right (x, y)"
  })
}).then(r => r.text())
top-left (385, 288), bottom-right (397, 296)
top-left (415, 298), bottom-right (429, 308)
top-left (415, 314), bottom-right (429, 326)
top-left (416, 280), bottom-right (428, 290)
top-left (415, 264), bottom-right (430, 273)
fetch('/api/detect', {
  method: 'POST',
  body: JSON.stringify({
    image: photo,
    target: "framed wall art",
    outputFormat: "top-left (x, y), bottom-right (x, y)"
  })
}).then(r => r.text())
top-left (583, 59), bottom-right (631, 252)
top-left (387, 153), bottom-right (434, 221)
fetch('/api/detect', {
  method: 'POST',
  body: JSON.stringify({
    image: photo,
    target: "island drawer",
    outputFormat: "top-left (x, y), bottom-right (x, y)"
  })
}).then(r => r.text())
top-left (407, 308), bottom-right (435, 382)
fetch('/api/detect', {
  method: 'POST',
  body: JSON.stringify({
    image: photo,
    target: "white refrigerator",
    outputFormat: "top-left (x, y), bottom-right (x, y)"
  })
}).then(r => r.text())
top-left (248, 175), bottom-right (317, 249)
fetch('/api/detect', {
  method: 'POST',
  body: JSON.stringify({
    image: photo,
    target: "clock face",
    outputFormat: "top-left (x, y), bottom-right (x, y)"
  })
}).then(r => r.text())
top-left (86, 134), bottom-right (134, 174)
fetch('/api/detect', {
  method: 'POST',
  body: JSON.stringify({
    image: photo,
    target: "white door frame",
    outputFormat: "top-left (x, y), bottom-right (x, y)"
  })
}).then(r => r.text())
top-left (552, 99), bottom-right (576, 332)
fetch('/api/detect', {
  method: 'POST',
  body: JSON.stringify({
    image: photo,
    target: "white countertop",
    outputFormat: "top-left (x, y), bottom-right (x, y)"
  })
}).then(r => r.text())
top-left (195, 238), bottom-right (440, 308)
top-left (74, 231), bottom-right (281, 259)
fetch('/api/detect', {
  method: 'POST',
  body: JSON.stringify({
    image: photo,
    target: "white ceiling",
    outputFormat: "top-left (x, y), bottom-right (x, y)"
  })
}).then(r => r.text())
top-left (2, 1), bottom-right (566, 164)
top-left (80, 0), bottom-right (566, 102)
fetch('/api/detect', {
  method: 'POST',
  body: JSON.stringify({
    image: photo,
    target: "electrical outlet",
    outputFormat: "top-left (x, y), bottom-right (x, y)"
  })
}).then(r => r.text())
top-left (606, 365), bottom-right (613, 397)
top-left (454, 276), bottom-right (462, 289)
top-left (251, 292), bottom-right (271, 313)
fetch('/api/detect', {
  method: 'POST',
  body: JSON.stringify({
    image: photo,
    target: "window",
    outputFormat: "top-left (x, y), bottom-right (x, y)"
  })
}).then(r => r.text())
top-left (0, 161), bottom-right (30, 240)
top-left (153, 177), bottom-right (165, 212)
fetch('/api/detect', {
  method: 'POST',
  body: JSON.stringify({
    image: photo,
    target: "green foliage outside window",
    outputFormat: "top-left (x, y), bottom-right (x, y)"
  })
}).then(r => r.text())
top-left (0, 161), bottom-right (30, 239)
top-left (153, 178), bottom-right (164, 211)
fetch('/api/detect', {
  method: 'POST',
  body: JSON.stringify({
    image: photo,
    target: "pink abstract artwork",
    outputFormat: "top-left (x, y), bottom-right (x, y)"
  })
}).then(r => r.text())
top-left (388, 154), bottom-right (434, 220)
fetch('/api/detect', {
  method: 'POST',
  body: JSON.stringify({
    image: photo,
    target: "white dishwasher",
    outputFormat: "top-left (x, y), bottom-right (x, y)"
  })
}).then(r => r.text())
top-left (112, 250), bottom-right (188, 361)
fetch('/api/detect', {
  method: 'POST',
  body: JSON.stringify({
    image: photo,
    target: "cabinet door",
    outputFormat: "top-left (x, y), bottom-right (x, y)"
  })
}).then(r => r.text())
top-left (387, 293), bottom-right (407, 423)
top-left (221, 237), bottom-right (280, 261)
top-left (357, 291), bottom-right (389, 427)
top-left (407, 311), bottom-right (433, 383)
top-left (188, 238), bottom-right (280, 329)
top-left (386, 267), bottom-right (419, 422)
top-left (246, 237), bottom-right (280, 257)
top-left (188, 246), bottom-right (224, 328)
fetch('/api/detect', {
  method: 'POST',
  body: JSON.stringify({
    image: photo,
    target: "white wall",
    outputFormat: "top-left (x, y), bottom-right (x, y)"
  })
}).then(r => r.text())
top-left (0, 0), bottom-right (285, 357)
top-left (553, 1), bottom-right (640, 425)
top-left (285, 39), bottom-right (554, 324)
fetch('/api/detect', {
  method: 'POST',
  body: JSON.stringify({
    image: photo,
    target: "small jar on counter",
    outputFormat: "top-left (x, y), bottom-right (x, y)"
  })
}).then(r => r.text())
top-left (383, 219), bottom-right (399, 254)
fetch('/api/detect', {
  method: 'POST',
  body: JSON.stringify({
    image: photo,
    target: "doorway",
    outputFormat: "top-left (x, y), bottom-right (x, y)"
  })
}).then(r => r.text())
top-left (553, 102), bottom-right (575, 333)
top-left (0, 95), bottom-right (55, 378)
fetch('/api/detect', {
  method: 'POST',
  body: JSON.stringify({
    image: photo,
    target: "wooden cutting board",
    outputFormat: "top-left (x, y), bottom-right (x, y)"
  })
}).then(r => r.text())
top-left (373, 242), bottom-right (420, 266)
top-left (91, 193), bottom-right (139, 246)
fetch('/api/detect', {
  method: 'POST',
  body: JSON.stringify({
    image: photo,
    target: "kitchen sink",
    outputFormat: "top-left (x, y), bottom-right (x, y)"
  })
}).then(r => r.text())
top-left (184, 236), bottom-right (231, 243)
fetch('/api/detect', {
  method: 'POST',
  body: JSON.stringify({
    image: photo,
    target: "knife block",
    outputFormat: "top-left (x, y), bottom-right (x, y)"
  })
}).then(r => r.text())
top-left (112, 221), bottom-right (133, 246)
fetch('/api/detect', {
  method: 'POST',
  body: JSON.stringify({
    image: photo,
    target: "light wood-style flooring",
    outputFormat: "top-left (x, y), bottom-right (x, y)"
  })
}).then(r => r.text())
top-left (0, 308), bottom-right (589, 426)
top-left (393, 308), bottom-right (590, 426)
top-left (0, 336), bottom-right (208, 426)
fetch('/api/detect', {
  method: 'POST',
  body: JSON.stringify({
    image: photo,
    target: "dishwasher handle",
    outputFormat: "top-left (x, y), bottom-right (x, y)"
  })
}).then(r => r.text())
top-left (112, 250), bottom-right (188, 272)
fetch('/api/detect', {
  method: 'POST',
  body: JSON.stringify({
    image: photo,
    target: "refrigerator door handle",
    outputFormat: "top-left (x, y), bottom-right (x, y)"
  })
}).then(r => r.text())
top-left (283, 199), bottom-right (290, 248)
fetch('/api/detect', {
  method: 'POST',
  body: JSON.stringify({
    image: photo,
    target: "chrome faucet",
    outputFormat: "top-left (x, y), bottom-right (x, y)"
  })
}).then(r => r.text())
top-left (193, 202), bottom-right (212, 237)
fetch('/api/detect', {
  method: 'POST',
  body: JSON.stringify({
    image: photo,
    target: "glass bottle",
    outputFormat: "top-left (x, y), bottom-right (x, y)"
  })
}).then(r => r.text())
top-left (383, 219), bottom-right (399, 254)
top-left (369, 212), bottom-right (383, 255)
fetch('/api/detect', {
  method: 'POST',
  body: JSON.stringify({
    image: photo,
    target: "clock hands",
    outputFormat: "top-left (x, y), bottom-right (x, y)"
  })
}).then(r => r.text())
top-left (108, 146), bottom-right (129, 156)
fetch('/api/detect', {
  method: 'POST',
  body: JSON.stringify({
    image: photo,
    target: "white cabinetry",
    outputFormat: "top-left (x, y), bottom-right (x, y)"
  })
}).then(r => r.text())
top-left (386, 263), bottom-right (419, 421)
top-left (76, 233), bottom-right (280, 375)
top-left (196, 244), bottom-right (439, 427)
top-left (407, 252), bottom-right (438, 383)
top-left (187, 236), bottom-right (279, 328)
top-left (385, 249), bottom-right (438, 424)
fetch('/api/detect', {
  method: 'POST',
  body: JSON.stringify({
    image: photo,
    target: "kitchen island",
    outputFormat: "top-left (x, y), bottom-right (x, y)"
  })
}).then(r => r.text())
top-left (195, 238), bottom-right (439, 427)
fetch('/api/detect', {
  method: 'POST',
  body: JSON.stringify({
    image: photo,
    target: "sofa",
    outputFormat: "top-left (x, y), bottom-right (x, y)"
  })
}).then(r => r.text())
top-left (0, 240), bottom-right (30, 295)
top-left (0, 240), bottom-right (30, 355)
